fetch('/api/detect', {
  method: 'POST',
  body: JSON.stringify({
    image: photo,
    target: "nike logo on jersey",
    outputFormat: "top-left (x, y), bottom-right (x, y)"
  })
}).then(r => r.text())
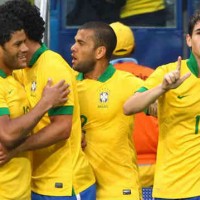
top-left (8, 89), bottom-right (13, 94)
top-left (177, 95), bottom-right (188, 99)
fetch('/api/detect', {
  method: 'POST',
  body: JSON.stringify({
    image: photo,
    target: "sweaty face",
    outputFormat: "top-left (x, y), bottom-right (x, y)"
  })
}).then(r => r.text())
top-left (1, 29), bottom-right (28, 71)
top-left (71, 29), bottom-right (97, 73)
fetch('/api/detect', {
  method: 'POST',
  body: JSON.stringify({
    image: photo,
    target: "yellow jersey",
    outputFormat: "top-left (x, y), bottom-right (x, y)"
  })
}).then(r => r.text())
top-left (77, 65), bottom-right (143, 200)
top-left (140, 54), bottom-right (200, 198)
top-left (14, 44), bottom-right (95, 196)
top-left (0, 69), bottom-right (31, 200)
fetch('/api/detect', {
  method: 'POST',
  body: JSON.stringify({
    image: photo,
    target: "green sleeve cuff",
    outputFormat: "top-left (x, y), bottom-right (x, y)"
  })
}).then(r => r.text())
top-left (0, 107), bottom-right (10, 116)
top-left (136, 87), bottom-right (149, 114)
top-left (137, 86), bottom-right (148, 93)
top-left (48, 106), bottom-right (74, 116)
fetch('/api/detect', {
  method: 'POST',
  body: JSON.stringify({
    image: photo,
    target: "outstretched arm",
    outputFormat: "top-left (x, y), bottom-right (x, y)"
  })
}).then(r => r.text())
top-left (123, 57), bottom-right (191, 115)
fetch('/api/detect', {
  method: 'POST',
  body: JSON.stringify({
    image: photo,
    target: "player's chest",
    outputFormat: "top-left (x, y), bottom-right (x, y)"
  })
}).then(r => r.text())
top-left (161, 77), bottom-right (200, 115)
top-left (6, 81), bottom-right (30, 118)
top-left (78, 83), bottom-right (128, 116)
top-left (23, 71), bottom-right (44, 104)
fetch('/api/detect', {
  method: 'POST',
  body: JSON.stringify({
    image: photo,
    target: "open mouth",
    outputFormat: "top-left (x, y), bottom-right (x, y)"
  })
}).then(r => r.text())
top-left (71, 54), bottom-right (77, 65)
top-left (18, 55), bottom-right (27, 60)
top-left (18, 55), bottom-right (26, 62)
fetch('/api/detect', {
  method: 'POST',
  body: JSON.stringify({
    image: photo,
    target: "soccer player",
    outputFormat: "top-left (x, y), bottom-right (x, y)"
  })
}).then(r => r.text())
top-left (0, 12), bottom-right (68, 200)
top-left (123, 10), bottom-right (200, 200)
top-left (0, 0), bottom-right (96, 200)
top-left (71, 21), bottom-right (143, 200)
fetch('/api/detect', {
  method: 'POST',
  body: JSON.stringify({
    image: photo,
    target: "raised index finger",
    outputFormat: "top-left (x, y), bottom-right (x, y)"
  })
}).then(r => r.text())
top-left (176, 56), bottom-right (182, 72)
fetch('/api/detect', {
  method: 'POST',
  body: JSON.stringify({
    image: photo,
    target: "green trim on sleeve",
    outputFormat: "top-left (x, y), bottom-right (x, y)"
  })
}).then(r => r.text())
top-left (0, 107), bottom-right (10, 116)
top-left (137, 86), bottom-right (148, 93)
top-left (135, 87), bottom-right (149, 114)
top-left (48, 106), bottom-right (74, 116)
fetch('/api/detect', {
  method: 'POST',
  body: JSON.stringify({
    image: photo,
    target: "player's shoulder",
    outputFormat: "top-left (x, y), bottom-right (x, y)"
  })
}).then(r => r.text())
top-left (42, 50), bottom-right (65, 62)
top-left (115, 68), bottom-right (138, 79)
top-left (40, 50), bottom-right (72, 69)
top-left (115, 69), bottom-right (144, 84)
top-left (115, 68), bottom-right (135, 77)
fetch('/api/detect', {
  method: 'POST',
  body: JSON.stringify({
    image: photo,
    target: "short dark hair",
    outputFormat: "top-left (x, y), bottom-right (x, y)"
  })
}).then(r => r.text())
top-left (188, 10), bottom-right (200, 36)
top-left (0, 0), bottom-right (45, 43)
top-left (0, 11), bottom-right (24, 46)
top-left (79, 21), bottom-right (117, 59)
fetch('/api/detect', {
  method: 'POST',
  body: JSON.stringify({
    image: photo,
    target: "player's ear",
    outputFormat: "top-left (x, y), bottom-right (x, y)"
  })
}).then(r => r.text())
top-left (186, 34), bottom-right (192, 48)
top-left (95, 46), bottom-right (106, 59)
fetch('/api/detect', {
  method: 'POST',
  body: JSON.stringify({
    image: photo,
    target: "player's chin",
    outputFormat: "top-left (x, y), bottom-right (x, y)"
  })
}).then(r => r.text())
top-left (72, 63), bottom-right (79, 72)
top-left (17, 62), bottom-right (27, 69)
top-left (17, 59), bottom-right (27, 68)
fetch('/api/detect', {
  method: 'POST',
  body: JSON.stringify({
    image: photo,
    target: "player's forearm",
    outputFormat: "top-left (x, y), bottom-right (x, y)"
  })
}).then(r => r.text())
top-left (123, 84), bottom-right (166, 115)
top-left (14, 117), bottom-right (71, 152)
top-left (1, 99), bottom-right (53, 148)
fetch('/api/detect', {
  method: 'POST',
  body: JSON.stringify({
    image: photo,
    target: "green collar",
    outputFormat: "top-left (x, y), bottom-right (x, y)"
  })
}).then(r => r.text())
top-left (28, 43), bottom-right (48, 67)
top-left (76, 64), bottom-right (116, 82)
top-left (187, 52), bottom-right (199, 77)
top-left (0, 69), bottom-right (7, 78)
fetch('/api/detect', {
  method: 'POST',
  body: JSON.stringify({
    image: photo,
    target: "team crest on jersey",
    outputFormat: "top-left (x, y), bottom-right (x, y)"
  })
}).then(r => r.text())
top-left (31, 81), bottom-right (37, 91)
top-left (98, 88), bottom-right (110, 108)
top-left (100, 92), bottom-right (109, 102)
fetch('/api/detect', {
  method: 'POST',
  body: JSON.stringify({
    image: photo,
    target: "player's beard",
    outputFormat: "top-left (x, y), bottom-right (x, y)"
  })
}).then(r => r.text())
top-left (2, 50), bottom-right (26, 70)
top-left (73, 58), bottom-right (96, 74)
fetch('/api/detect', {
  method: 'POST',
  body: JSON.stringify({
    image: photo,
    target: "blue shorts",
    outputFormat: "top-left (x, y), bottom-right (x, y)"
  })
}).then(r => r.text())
top-left (155, 196), bottom-right (200, 200)
top-left (31, 184), bottom-right (96, 200)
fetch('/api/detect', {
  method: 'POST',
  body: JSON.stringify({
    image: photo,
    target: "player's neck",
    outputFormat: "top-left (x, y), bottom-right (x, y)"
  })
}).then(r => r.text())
top-left (84, 62), bottom-right (108, 80)
top-left (84, 71), bottom-right (100, 80)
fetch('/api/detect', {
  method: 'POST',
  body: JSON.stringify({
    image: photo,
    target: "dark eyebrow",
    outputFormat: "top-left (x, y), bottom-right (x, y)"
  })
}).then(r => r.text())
top-left (14, 39), bottom-right (24, 45)
top-left (77, 38), bottom-right (86, 44)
